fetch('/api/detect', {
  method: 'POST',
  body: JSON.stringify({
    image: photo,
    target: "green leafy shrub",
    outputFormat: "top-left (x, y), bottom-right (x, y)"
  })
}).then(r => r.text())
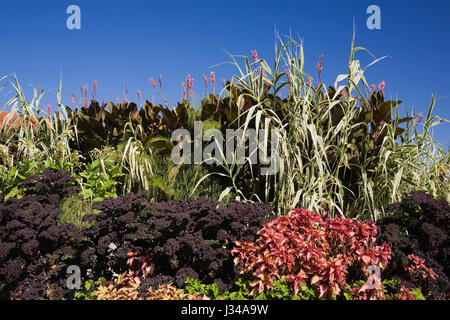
top-left (75, 157), bottom-right (124, 202)
top-left (184, 276), bottom-right (303, 300)
top-left (0, 159), bottom-right (41, 200)
top-left (342, 279), bottom-right (424, 300)
top-left (0, 154), bottom-right (80, 202)
top-left (377, 191), bottom-right (450, 299)
top-left (184, 276), bottom-right (420, 300)
top-left (73, 278), bottom-right (105, 300)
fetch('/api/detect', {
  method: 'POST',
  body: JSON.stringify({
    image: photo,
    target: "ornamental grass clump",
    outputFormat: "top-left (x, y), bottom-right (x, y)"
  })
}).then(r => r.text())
top-left (0, 76), bottom-right (78, 173)
top-left (232, 208), bottom-right (394, 299)
top-left (196, 31), bottom-right (449, 219)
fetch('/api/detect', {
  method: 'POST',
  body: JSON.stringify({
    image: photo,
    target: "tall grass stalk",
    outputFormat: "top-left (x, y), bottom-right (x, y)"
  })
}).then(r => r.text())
top-left (196, 32), bottom-right (449, 220)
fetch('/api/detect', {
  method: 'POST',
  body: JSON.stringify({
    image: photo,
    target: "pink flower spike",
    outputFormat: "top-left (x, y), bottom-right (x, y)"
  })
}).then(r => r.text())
top-left (210, 71), bottom-right (216, 87)
top-left (370, 84), bottom-right (376, 93)
top-left (83, 85), bottom-right (88, 96)
top-left (316, 55), bottom-right (324, 83)
top-left (284, 68), bottom-right (291, 82)
top-left (316, 55), bottom-right (324, 72)
top-left (71, 94), bottom-right (76, 105)
top-left (182, 74), bottom-right (194, 101)
top-left (137, 90), bottom-right (142, 102)
top-left (83, 98), bottom-right (89, 108)
top-left (378, 81), bottom-right (386, 92)
top-left (46, 104), bottom-right (51, 116)
top-left (93, 80), bottom-right (98, 91)
top-left (202, 73), bottom-right (208, 89)
top-left (251, 49), bottom-right (258, 64)
top-left (307, 77), bottom-right (312, 85)
top-left (222, 78), bottom-right (226, 88)
top-left (149, 78), bottom-right (157, 89)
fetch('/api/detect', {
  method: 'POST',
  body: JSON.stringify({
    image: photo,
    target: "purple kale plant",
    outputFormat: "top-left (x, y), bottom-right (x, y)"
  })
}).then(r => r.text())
top-left (377, 191), bottom-right (450, 299)
top-left (82, 195), bottom-right (275, 294)
top-left (0, 169), bottom-right (84, 300)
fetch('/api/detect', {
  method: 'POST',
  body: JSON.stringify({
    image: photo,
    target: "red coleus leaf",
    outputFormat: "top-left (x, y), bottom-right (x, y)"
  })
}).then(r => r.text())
top-left (231, 207), bottom-right (393, 298)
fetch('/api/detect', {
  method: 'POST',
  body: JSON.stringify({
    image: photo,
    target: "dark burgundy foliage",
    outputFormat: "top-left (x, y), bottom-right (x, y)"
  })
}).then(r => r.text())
top-left (377, 191), bottom-right (450, 299)
top-left (10, 170), bottom-right (446, 300)
top-left (83, 194), bottom-right (274, 293)
top-left (0, 169), bottom-right (84, 299)
top-left (21, 168), bottom-right (79, 204)
top-left (1, 169), bottom-right (273, 299)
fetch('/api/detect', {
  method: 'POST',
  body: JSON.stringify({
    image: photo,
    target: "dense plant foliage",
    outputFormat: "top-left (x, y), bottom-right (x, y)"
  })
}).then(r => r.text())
top-left (0, 169), bottom-right (84, 299)
top-left (0, 159), bottom-right (41, 200)
top-left (377, 191), bottom-right (450, 299)
top-left (0, 32), bottom-right (449, 300)
top-left (197, 71), bottom-right (416, 219)
top-left (231, 208), bottom-right (395, 299)
top-left (190, 34), bottom-right (449, 219)
top-left (81, 194), bottom-right (274, 293)
top-left (0, 169), bottom-right (446, 301)
top-left (74, 156), bottom-right (123, 202)
top-left (2, 31), bottom-right (449, 219)
top-left (0, 77), bottom-right (79, 174)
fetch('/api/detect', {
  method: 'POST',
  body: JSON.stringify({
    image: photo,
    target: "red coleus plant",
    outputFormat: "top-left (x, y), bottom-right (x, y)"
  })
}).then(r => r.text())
top-left (405, 254), bottom-right (438, 283)
top-left (231, 208), bottom-right (392, 299)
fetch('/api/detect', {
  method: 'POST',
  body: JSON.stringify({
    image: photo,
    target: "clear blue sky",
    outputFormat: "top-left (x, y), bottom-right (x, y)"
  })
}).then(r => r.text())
top-left (1, 0), bottom-right (449, 146)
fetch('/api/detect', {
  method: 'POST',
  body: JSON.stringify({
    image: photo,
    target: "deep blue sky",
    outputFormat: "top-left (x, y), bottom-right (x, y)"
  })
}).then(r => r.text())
top-left (1, 0), bottom-right (449, 146)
